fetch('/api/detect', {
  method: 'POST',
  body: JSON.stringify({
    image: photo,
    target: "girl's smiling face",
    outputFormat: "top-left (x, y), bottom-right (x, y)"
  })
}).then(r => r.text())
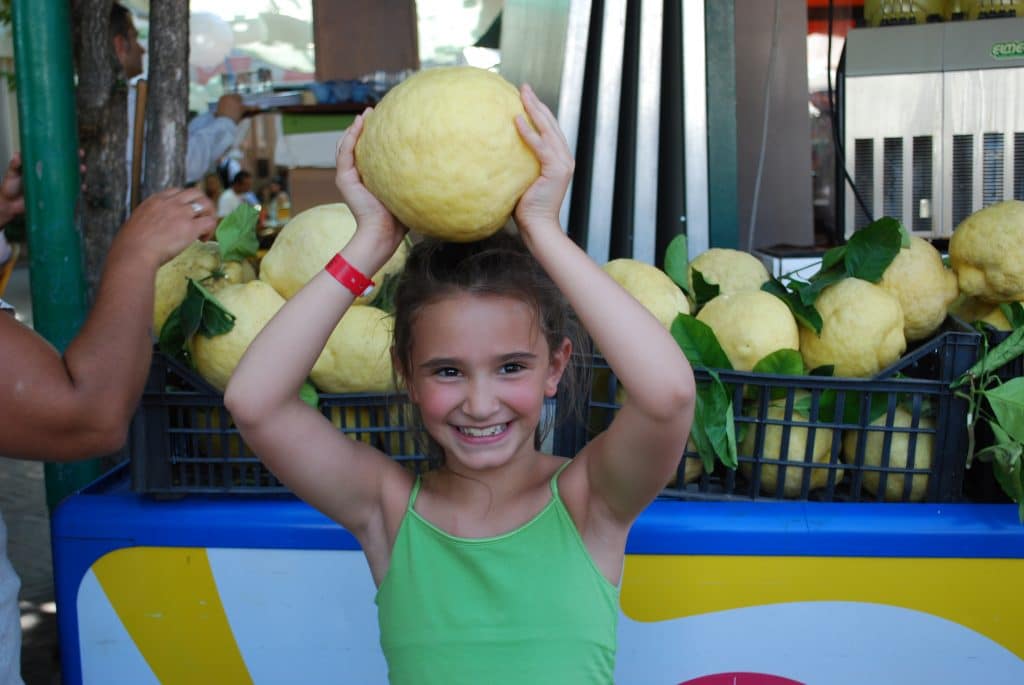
top-left (404, 291), bottom-right (570, 473)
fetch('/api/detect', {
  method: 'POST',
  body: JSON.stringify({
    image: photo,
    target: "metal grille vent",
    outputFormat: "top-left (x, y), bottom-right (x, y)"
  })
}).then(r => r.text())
top-left (883, 137), bottom-right (904, 220)
top-left (1015, 132), bottom-right (1024, 201)
top-left (952, 134), bottom-right (974, 226)
top-left (983, 132), bottom-right (1004, 207)
top-left (912, 136), bottom-right (933, 233)
top-left (855, 138), bottom-right (874, 229)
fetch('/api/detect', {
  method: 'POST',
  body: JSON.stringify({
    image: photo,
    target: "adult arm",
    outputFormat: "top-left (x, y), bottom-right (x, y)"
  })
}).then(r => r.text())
top-left (0, 188), bottom-right (216, 461)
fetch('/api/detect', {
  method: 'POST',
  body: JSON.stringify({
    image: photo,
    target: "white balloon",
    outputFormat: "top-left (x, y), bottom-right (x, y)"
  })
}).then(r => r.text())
top-left (189, 12), bottom-right (235, 69)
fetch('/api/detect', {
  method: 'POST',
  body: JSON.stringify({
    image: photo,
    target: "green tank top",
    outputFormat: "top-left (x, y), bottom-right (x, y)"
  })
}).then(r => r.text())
top-left (375, 461), bottom-right (620, 684)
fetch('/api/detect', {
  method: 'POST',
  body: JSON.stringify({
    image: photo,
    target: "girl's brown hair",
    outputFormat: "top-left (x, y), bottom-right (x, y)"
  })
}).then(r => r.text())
top-left (392, 230), bottom-right (591, 465)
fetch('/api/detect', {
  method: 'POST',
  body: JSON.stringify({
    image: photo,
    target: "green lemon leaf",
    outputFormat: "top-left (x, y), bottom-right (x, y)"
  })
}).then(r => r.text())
top-left (216, 204), bottom-right (260, 262)
top-left (899, 222), bottom-right (912, 248)
top-left (956, 326), bottom-right (1024, 386)
top-left (843, 216), bottom-right (904, 283)
top-left (690, 268), bottom-right (720, 308)
top-left (179, 280), bottom-right (206, 340)
top-left (692, 373), bottom-right (738, 471)
top-left (670, 314), bottom-right (732, 370)
top-left (762, 278), bottom-right (823, 335)
top-left (810, 364), bottom-right (835, 376)
top-left (368, 272), bottom-right (401, 315)
top-left (818, 244), bottom-right (847, 274)
top-left (998, 302), bottom-right (1024, 330)
top-left (187, 278), bottom-right (237, 338)
top-left (158, 306), bottom-right (188, 357)
top-left (752, 349), bottom-right (805, 376)
top-left (799, 264), bottom-right (846, 306)
top-left (985, 377), bottom-right (1024, 444)
top-left (664, 234), bottom-right (690, 295)
top-left (299, 381), bottom-right (320, 409)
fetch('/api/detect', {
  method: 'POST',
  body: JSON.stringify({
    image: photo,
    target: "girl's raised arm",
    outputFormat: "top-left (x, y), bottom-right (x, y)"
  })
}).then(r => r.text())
top-left (513, 85), bottom-right (695, 524)
top-left (225, 112), bottom-right (409, 547)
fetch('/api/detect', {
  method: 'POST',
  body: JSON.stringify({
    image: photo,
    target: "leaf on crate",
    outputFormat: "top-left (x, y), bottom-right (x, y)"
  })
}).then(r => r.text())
top-left (158, 306), bottom-right (189, 360)
top-left (299, 380), bottom-right (320, 409)
top-left (999, 302), bottom-right (1024, 330)
top-left (977, 421), bottom-right (1024, 522)
top-left (691, 371), bottom-right (738, 471)
top-left (810, 364), bottom-right (835, 376)
top-left (216, 204), bottom-right (260, 262)
top-left (189, 279), bottom-right (237, 337)
top-left (956, 326), bottom-right (1024, 387)
top-left (690, 268), bottom-right (720, 308)
top-left (843, 216), bottom-right (904, 283)
top-left (663, 234), bottom-right (690, 296)
top-left (752, 349), bottom-right (805, 376)
top-left (671, 314), bottom-right (732, 370)
top-left (985, 377), bottom-right (1024, 444)
top-left (762, 278), bottom-right (823, 335)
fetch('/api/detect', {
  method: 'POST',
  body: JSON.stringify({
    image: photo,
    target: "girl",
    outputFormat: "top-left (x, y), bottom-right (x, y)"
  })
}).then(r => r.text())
top-left (225, 84), bottom-right (695, 683)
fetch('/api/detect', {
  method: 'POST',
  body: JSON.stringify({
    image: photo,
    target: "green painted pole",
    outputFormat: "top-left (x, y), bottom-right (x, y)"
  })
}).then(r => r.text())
top-left (705, 0), bottom-right (739, 249)
top-left (11, 0), bottom-right (103, 509)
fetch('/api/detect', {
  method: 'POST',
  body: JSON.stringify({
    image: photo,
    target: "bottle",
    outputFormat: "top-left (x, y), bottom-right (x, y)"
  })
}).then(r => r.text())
top-left (276, 193), bottom-right (291, 223)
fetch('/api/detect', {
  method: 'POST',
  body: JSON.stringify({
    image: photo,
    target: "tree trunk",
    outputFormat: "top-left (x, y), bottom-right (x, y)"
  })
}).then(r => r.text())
top-left (142, 0), bottom-right (189, 196)
top-left (73, 0), bottom-right (126, 298)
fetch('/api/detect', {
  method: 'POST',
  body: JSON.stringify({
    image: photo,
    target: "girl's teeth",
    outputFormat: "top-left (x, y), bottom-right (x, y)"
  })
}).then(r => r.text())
top-left (459, 424), bottom-right (506, 437)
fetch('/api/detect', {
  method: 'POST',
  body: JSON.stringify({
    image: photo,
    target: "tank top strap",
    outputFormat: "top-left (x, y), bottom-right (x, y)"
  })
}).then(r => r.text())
top-left (407, 475), bottom-right (423, 511)
top-left (549, 459), bottom-right (573, 498)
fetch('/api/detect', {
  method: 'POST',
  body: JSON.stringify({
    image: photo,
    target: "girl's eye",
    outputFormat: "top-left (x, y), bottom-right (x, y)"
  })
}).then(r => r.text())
top-left (435, 367), bottom-right (461, 378)
top-left (500, 362), bottom-right (525, 374)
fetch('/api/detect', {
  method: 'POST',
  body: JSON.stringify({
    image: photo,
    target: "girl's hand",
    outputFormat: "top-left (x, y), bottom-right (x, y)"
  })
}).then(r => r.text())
top-left (513, 84), bottom-right (574, 234)
top-left (335, 109), bottom-right (406, 254)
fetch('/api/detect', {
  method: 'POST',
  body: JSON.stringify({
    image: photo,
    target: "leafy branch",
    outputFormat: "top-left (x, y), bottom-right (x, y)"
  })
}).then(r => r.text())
top-left (953, 324), bottom-right (1024, 522)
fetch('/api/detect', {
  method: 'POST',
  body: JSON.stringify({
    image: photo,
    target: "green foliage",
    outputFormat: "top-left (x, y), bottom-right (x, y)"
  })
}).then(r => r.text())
top-left (215, 204), bottom-right (260, 263)
top-left (954, 328), bottom-right (1024, 522)
top-left (663, 234), bottom-right (690, 296)
top-left (762, 217), bottom-right (908, 335)
top-left (158, 279), bottom-right (236, 364)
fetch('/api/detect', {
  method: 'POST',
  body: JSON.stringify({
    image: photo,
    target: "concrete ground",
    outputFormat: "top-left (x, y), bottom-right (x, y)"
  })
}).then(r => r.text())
top-left (2, 262), bottom-right (62, 684)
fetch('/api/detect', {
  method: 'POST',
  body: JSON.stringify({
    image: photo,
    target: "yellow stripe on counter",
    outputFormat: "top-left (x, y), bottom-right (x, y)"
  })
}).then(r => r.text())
top-left (621, 555), bottom-right (1024, 660)
top-left (93, 547), bottom-right (253, 685)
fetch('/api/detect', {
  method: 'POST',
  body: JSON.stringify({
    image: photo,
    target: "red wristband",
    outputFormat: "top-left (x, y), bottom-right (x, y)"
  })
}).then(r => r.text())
top-left (325, 252), bottom-right (375, 297)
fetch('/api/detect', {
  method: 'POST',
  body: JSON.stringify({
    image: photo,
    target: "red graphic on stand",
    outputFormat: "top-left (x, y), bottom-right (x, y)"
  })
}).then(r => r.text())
top-left (679, 673), bottom-right (805, 685)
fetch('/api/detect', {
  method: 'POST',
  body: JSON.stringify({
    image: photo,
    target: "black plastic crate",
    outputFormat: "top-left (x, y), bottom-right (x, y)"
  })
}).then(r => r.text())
top-left (131, 351), bottom-right (563, 495)
top-left (566, 329), bottom-right (980, 503)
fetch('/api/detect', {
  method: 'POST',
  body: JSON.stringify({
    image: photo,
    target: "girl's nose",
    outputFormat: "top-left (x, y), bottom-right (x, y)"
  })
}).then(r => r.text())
top-left (462, 378), bottom-right (499, 418)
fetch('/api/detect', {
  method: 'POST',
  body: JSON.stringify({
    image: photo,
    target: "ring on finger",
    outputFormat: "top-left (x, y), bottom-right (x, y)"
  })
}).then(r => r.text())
top-left (190, 201), bottom-right (204, 216)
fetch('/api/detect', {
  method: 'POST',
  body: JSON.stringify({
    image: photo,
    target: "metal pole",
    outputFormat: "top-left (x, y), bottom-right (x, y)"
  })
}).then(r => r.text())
top-left (12, 0), bottom-right (103, 509)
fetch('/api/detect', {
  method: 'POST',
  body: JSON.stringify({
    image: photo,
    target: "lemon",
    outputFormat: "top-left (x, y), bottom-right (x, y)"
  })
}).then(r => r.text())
top-left (842, 407), bottom-right (933, 502)
top-left (688, 248), bottom-right (770, 299)
top-left (602, 258), bottom-right (689, 329)
top-left (740, 398), bottom-right (843, 497)
top-left (949, 199), bottom-right (1024, 302)
top-left (259, 203), bottom-right (408, 301)
top-left (153, 240), bottom-right (255, 333)
top-left (696, 291), bottom-right (799, 371)
top-left (878, 236), bottom-right (958, 341)
top-left (355, 66), bottom-right (539, 242)
top-left (799, 278), bottom-right (906, 378)
top-left (191, 280), bottom-right (286, 391)
top-left (311, 305), bottom-right (395, 393)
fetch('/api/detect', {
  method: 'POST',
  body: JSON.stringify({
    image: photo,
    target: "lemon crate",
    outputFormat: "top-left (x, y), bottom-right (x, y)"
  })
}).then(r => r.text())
top-left (130, 351), bottom-right (565, 495)
top-left (130, 351), bottom-right (428, 495)
top-left (567, 329), bottom-right (981, 503)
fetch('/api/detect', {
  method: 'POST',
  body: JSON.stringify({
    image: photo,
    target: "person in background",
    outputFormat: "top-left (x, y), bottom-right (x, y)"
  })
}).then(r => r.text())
top-left (0, 154), bottom-right (216, 684)
top-left (217, 170), bottom-right (252, 218)
top-left (225, 86), bottom-right (696, 683)
top-left (265, 176), bottom-right (291, 225)
top-left (112, 3), bottom-right (245, 188)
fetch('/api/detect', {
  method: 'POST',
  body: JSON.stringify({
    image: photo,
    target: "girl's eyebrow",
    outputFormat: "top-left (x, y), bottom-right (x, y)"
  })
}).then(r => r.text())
top-left (419, 352), bottom-right (538, 369)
